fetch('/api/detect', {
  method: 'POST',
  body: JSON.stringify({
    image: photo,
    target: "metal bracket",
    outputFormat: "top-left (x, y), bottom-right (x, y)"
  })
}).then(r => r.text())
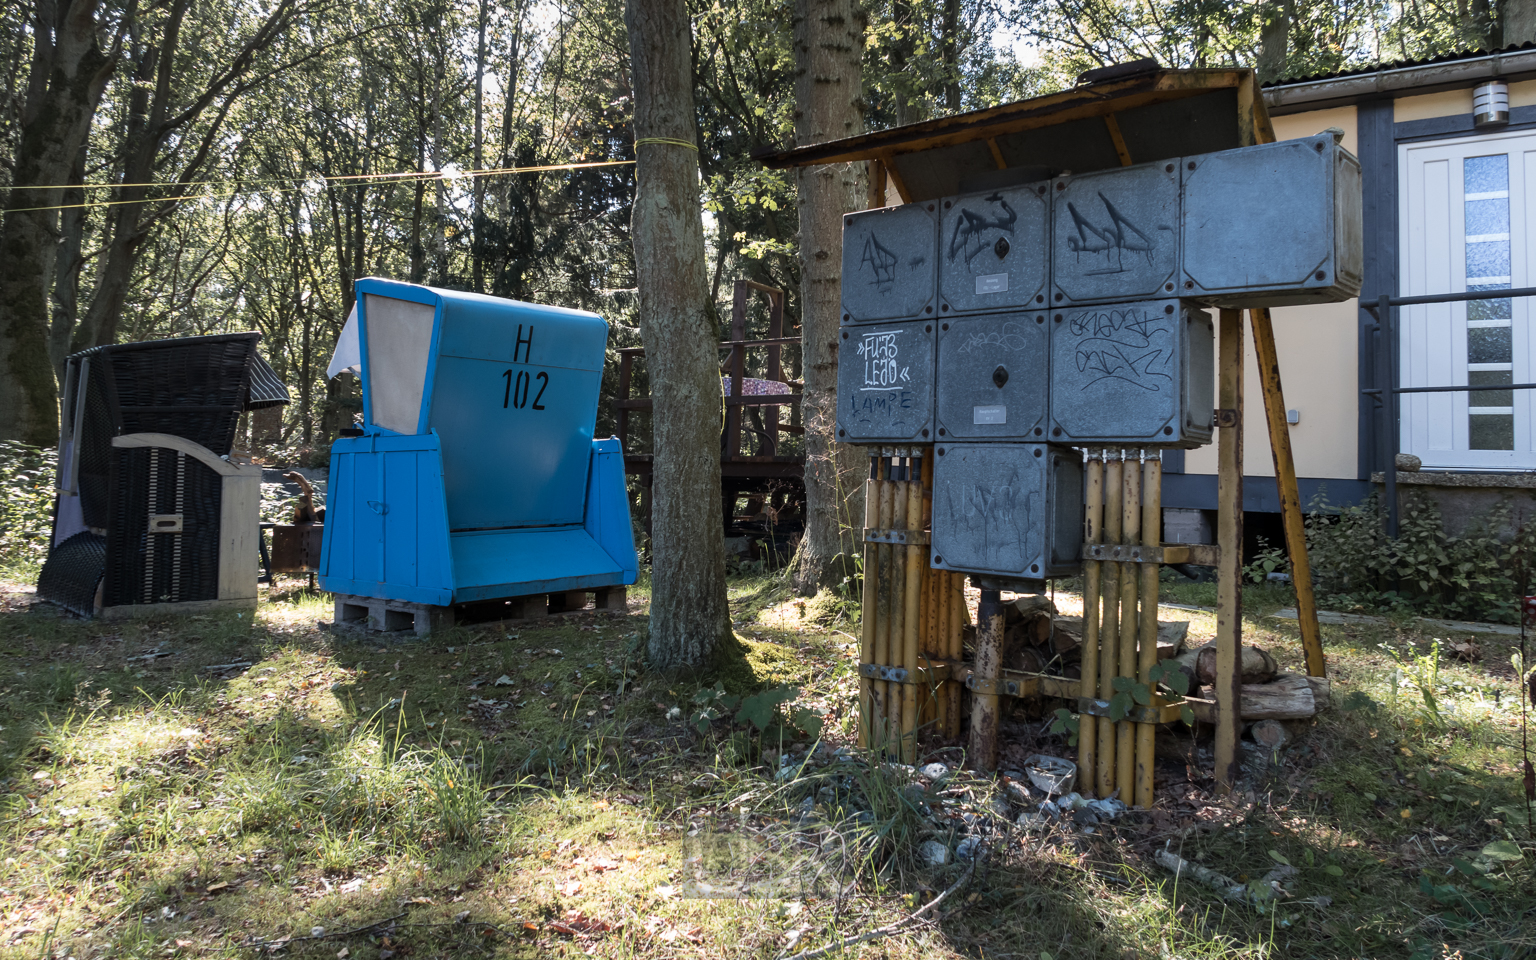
top-left (148, 513), bottom-right (184, 533)
top-left (1081, 542), bottom-right (1219, 566)
top-left (858, 662), bottom-right (951, 684)
top-left (863, 527), bottom-right (931, 545)
top-left (1215, 408), bottom-right (1239, 427)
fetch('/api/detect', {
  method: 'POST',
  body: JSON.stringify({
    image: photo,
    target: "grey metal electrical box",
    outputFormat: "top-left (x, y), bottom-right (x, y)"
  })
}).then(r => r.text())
top-left (935, 311), bottom-right (1049, 441)
top-left (1182, 133), bottom-right (1363, 307)
top-left (938, 184), bottom-right (1050, 314)
top-left (835, 319), bottom-right (936, 443)
top-left (841, 203), bottom-right (938, 323)
top-left (1048, 299), bottom-right (1214, 447)
top-left (929, 443), bottom-right (1083, 580)
top-left (1050, 160), bottom-right (1181, 306)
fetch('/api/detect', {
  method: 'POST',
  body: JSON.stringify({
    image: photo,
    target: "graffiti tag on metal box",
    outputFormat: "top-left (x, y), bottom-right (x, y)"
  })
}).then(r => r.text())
top-left (1064, 192), bottom-right (1173, 276)
top-left (1067, 307), bottom-right (1172, 392)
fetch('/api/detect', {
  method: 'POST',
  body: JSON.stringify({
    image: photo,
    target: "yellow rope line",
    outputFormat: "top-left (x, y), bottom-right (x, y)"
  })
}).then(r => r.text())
top-left (633, 137), bottom-right (699, 151)
top-left (1, 159), bottom-right (637, 213)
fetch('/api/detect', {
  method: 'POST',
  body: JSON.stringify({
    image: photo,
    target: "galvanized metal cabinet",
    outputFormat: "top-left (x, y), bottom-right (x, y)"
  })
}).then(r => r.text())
top-left (1050, 161), bottom-right (1181, 306)
top-left (1181, 133), bottom-right (1363, 307)
top-left (935, 311), bottom-right (1049, 441)
top-left (938, 184), bottom-right (1050, 314)
top-left (929, 443), bottom-right (1083, 580)
top-left (841, 203), bottom-right (939, 323)
top-left (835, 319), bottom-right (937, 442)
top-left (1048, 299), bottom-right (1214, 446)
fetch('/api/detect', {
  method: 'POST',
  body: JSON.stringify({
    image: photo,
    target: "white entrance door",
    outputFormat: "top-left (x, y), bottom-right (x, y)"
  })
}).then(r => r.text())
top-left (1400, 131), bottom-right (1536, 470)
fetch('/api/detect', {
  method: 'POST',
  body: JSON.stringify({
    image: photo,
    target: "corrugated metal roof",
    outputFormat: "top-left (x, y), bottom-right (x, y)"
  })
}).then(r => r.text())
top-left (1265, 41), bottom-right (1536, 89)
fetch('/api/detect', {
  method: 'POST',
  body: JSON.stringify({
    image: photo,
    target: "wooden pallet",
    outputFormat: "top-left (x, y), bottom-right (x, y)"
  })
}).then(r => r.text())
top-left (332, 586), bottom-right (627, 636)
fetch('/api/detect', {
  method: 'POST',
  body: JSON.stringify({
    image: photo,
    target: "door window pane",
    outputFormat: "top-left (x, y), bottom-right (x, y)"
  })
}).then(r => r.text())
top-left (1464, 154), bottom-right (1514, 450)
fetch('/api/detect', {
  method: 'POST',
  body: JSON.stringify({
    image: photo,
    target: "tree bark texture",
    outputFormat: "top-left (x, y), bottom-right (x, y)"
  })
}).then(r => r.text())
top-left (1507, 0), bottom-right (1536, 45)
top-left (625, 0), bottom-right (731, 669)
top-left (0, 0), bottom-right (116, 446)
top-left (790, 0), bottom-right (867, 596)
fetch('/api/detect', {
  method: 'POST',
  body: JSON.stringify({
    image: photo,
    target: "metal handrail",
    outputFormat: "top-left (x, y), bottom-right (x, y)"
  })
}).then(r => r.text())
top-left (1360, 286), bottom-right (1536, 536)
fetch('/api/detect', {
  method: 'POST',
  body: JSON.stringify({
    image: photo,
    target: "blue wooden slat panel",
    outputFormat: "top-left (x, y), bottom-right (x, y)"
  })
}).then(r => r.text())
top-left (449, 527), bottom-right (623, 603)
top-left (352, 451), bottom-right (383, 585)
top-left (585, 437), bottom-right (638, 584)
top-left (382, 449), bottom-right (419, 587)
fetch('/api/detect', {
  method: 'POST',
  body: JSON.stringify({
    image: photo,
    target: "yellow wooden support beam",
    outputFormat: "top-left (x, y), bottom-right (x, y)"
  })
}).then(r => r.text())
top-left (1250, 307), bottom-right (1327, 678)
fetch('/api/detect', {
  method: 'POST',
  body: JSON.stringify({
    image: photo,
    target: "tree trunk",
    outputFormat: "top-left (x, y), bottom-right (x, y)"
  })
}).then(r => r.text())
top-left (1256, 0), bottom-right (1292, 83)
top-left (624, 0), bottom-right (731, 669)
top-left (790, 0), bottom-right (866, 596)
top-left (0, 0), bottom-right (116, 446)
top-left (1507, 0), bottom-right (1536, 45)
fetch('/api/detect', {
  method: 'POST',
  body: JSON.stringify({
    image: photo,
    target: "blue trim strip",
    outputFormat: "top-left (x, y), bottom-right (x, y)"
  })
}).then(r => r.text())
top-left (1395, 104), bottom-right (1536, 142)
top-left (1358, 100), bottom-right (1397, 483)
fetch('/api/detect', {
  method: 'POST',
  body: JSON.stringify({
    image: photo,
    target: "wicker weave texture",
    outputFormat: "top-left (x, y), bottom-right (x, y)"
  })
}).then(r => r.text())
top-left (104, 447), bottom-right (223, 607)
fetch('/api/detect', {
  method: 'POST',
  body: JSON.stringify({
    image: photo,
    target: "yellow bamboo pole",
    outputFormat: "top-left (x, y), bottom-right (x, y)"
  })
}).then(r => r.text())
top-left (921, 454), bottom-right (938, 732)
top-left (1078, 451), bottom-right (1104, 791)
top-left (947, 571), bottom-right (963, 738)
top-left (1117, 453), bottom-right (1142, 798)
top-left (887, 458), bottom-right (908, 749)
top-left (1136, 452), bottom-right (1163, 809)
top-left (874, 456), bottom-right (895, 754)
top-left (859, 455), bottom-right (878, 750)
top-left (902, 456), bottom-right (924, 763)
top-left (1097, 451), bottom-right (1123, 798)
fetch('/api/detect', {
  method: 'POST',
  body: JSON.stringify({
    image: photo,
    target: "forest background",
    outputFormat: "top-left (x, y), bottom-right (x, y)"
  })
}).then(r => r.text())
top-left (0, 0), bottom-right (1521, 472)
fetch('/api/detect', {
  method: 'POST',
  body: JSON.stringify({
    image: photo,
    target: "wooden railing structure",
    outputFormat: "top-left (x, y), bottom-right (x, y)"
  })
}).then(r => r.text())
top-left (614, 280), bottom-right (807, 531)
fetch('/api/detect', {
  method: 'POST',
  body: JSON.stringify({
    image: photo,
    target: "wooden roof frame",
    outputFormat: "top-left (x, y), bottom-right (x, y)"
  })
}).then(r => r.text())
top-left (756, 67), bottom-right (1276, 204)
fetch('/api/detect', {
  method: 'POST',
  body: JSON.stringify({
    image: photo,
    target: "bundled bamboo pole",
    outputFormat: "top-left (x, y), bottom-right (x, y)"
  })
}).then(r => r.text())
top-left (859, 454), bottom-right (879, 750)
top-left (873, 454), bottom-right (895, 754)
top-left (1136, 452), bottom-right (1163, 809)
top-left (887, 454), bottom-right (908, 750)
top-left (1117, 451), bottom-right (1143, 798)
top-left (1079, 450), bottom-right (1104, 789)
top-left (1097, 451), bottom-right (1123, 797)
top-left (921, 454), bottom-right (937, 734)
top-left (901, 454), bottom-right (923, 762)
top-left (946, 571), bottom-right (963, 738)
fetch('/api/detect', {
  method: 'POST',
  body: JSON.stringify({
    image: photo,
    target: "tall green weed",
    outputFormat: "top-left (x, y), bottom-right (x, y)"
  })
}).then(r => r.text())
top-left (1305, 490), bottom-right (1536, 623)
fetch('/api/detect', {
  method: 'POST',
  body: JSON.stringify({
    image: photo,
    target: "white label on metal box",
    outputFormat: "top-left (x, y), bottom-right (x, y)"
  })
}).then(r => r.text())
top-left (973, 404), bottom-right (1007, 424)
top-left (974, 273), bottom-right (1008, 295)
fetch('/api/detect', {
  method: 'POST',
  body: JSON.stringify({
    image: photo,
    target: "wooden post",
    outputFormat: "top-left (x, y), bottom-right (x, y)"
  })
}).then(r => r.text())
top-left (1097, 451), bottom-right (1123, 797)
top-left (1250, 307), bottom-right (1326, 678)
top-left (1215, 309), bottom-right (1246, 793)
top-left (1135, 453), bottom-right (1162, 809)
top-left (867, 159), bottom-right (887, 210)
top-left (970, 588), bottom-right (1004, 772)
top-left (946, 572), bottom-right (963, 738)
top-left (1079, 450), bottom-right (1103, 791)
top-left (873, 456), bottom-right (894, 753)
top-left (616, 352), bottom-right (633, 452)
top-left (725, 283), bottom-right (748, 462)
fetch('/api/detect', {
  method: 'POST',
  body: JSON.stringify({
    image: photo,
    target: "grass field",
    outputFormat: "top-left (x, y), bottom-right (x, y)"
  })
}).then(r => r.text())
top-left (0, 570), bottom-right (1532, 959)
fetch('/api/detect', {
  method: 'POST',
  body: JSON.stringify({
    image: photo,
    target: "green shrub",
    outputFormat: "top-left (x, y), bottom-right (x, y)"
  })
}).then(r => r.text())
top-left (1305, 490), bottom-right (1536, 623)
top-left (0, 441), bottom-right (56, 580)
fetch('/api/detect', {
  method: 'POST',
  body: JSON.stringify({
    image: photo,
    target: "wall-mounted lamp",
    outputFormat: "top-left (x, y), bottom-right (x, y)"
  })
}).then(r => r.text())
top-left (1474, 79), bottom-right (1510, 127)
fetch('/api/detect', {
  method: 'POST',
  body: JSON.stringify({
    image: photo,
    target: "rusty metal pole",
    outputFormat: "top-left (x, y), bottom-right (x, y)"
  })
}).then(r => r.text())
top-left (1078, 450), bottom-right (1104, 792)
top-left (1136, 452), bottom-right (1162, 809)
top-left (970, 587), bottom-right (1004, 772)
top-left (1117, 452), bottom-right (1142, 798)
top-left (1097, 451), bottom-right (1124, 797)
top-left (859, 453), bottom-right (878, 750)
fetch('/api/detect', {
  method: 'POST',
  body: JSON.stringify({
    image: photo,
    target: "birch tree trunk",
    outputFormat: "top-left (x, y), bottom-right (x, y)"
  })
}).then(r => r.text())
top-left (624, 0), bottom-right (731, 669)
top-left (790, 0), bottom-right (867, 596)
top-left (0, 0), bottom-right (116, 446)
